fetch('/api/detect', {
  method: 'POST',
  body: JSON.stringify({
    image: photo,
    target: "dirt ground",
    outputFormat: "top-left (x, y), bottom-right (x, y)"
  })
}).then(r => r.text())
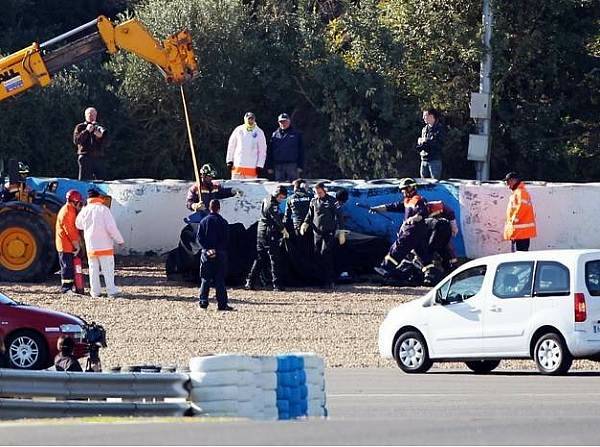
top-left (3, 256), bottom-right (598, 371)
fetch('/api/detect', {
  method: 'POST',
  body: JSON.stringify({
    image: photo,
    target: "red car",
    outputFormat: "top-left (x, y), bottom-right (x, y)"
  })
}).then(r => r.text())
top-left (0, 292), bottom-right (89, 369)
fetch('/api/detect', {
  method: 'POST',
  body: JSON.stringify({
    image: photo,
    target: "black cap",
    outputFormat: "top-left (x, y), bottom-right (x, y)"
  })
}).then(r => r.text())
top-left (278, 113), bottom-right (290, 121)
top-left (504, 172), bottom-right (520, 182)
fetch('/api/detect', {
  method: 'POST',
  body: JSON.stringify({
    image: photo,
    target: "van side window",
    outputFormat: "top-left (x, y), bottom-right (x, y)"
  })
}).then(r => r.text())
top-left (533, 262), bottom-right (570, 297)
top-left (493, 262), bottom-right (534, 299)
top-left (444, 265), bottom-right (487, 304)
top-left (585, 261), bottom-right (600, 296)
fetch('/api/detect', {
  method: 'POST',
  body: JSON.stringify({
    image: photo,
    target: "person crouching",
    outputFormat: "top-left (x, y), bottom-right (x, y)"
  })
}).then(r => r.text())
top-left (75, 189), bottom-right (124, 298)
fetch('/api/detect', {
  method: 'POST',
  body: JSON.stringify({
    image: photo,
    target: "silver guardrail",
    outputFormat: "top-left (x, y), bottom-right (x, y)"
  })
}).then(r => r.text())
top-left (0, 370), bottom-right (190, 399)
top-left (0, 399), bottom-right (191, 419)
top-left (0, 369), bottom-right (191, 419)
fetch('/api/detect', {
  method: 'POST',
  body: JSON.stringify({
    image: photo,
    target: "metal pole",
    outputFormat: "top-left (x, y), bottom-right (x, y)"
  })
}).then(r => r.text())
top-left (477, 0), bottom-right (493, 180)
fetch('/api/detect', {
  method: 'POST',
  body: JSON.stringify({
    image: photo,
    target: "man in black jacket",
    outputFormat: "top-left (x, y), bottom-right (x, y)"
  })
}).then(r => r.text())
top-left (301, 182), bottom-right (344, 289)
top-left (284, 179), bottom-right (312, 235)
top-left (73, 107), bottom-right (108, 181)
top-left (416, 108), bottom-right (445, 179)
top-left (197, 200), bottom-right (234, 311)
top-left (245, 186), bottom-right (289, 291)
top-left (268, 113), bottom-right (304, 181)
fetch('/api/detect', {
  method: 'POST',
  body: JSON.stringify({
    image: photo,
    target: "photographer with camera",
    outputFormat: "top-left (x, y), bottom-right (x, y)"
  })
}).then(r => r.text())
top-left (54, 336), bottom-right (83, 372)
top-left (73, 107), bottom-right (108, 181)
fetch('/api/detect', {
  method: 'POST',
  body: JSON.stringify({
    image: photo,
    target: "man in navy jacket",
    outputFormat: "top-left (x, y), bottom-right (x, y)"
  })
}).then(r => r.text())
top-left (268, 113), bottom-right (304, 181)
top-left (196, 200), bottom-right (234, 311)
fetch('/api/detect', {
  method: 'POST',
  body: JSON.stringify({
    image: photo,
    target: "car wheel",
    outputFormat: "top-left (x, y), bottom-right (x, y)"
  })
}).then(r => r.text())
top-left (534, 332), bottom-right (572, 375)
top-left (6, 330), bottom-right (49, 370)
top-left (465, 360), bottom-right (500, 374)
top-left (393, 331), bottom-right (433, 373)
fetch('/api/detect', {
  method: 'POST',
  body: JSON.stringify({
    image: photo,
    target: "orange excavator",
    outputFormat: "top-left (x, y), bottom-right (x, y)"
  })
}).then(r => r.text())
top-left (0, 15), bottom-right (198, 281)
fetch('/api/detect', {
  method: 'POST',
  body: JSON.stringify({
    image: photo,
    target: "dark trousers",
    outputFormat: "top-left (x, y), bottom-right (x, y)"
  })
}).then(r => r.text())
top-left (58, 252), bottom-right (74, 290)
top-left (78, 155), bottom-right (106, 180)
top-left (274, 162), bottom-right (298, 182)
top-left (78, 155), bottom-right (93, 180)
top-left (247, 234), bottom-right (283, 288)
top-left (511, 239), bottom-right (530, 252)
top-left (384, 230), bottom-right (431, 269)
top-left (427, 218), bottom-right (455, 269)
top-left (198, 251), bottom-right (228, 307)
top-left (314, 231), bottom-right (336, 285)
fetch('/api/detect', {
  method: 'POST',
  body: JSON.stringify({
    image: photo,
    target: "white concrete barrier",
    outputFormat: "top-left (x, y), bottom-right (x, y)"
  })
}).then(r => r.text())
top-left (460, 182), bottom-right (600, 258)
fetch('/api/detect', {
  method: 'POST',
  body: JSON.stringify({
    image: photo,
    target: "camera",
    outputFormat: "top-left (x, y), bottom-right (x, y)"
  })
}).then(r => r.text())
top-left (84, 322), bottom-right (107, 372)
top-left (85, 322), bottom-right (107, 348)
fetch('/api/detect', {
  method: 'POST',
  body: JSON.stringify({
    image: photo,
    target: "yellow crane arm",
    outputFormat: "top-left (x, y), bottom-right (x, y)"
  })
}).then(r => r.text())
top-left (0, 15), bottom-right (198, 101)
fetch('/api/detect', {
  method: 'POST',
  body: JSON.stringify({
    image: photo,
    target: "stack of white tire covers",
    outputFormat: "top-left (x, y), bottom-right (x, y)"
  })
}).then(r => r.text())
top-left (189, 353), bottom-right (326, 420)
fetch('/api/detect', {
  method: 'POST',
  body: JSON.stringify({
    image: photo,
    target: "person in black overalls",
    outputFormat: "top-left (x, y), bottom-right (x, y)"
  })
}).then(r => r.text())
top-left (301, 182), bottom-right (343, 289)
top-left (370, 178), bottom-right (431, 276)
top-left (197, 200), bottom-right (234, 311)
top-left (245, 186), bottom-right (289, 291)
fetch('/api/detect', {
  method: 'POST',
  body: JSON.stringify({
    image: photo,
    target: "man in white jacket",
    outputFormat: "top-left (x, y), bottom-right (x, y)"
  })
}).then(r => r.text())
top-left (75, 189), bottom-right (125, 298)
top-left (226, 112), bottom-right (267, 179)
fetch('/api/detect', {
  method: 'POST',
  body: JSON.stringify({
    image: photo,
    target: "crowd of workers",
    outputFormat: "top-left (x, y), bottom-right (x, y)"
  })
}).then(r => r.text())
top-left (63, 105), bottom-right (536, 310)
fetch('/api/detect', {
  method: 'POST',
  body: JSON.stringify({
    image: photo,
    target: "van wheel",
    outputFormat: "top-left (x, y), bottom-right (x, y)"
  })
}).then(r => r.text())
top-left (393, 331), bottom-right (432, 373)
top-left (534, 333), bottom-right (572, 375)
top-left (465, 360), bottom-right (500, 374)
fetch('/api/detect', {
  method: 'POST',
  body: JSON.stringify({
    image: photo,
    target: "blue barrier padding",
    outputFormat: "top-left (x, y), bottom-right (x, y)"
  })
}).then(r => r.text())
top-left (337, 182), bottom-right (465, 257)
top-left (276, 355), bottom-right (309, 420)
top-left (276, 399), bottom-right (290, 412)
top-left (27, 177), bottom-right (109, 201)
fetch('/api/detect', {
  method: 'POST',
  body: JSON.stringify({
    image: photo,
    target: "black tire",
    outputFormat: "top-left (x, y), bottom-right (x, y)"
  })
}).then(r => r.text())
top-left (5, 330), bottom-right (49, 370)
top-left (465, 360), bottom-right (500, 374)
top-left (534, 332), bottom-right (573, 375)
top-left (0, 210), bottom-right (54, 282)
top-left (393, 331), bottom-right (433, 373)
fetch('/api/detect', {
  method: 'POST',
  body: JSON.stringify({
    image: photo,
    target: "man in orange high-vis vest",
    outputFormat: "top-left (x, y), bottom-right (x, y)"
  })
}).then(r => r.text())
top-left (226, 112), bottom-right (267, 179)
top-left (55, 190), bottom-right (83, 293)
top-left (503, 172), bottom-right (537, 252)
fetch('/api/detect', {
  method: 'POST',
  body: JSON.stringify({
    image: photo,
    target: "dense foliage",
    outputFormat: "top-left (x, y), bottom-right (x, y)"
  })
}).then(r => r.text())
top-left (0, 0), bottom-right (598, 181)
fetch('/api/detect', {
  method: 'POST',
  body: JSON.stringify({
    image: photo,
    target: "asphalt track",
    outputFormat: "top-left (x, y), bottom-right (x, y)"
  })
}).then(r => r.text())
top-left (3, 368), bottom-right (600, 445)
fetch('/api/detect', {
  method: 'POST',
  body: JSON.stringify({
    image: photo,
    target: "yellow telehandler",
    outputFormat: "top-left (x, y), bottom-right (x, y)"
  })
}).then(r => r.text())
top-left (0, 15), bottom-right (198, 281)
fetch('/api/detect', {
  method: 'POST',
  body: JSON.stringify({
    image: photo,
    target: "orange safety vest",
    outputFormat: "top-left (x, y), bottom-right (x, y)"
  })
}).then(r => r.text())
top-left (55, 203), bottom-right (80, 253)
top-left (504, 182), bottom-right (537, 241)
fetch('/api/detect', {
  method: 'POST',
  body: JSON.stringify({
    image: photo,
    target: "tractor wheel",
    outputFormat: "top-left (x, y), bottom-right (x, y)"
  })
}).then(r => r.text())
top-left (0, 211), bottom-right (55, 282)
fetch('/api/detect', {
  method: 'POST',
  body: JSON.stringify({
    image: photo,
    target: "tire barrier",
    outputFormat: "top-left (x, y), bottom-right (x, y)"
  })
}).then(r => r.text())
top-left (188, 353), bottom-right (327, 420)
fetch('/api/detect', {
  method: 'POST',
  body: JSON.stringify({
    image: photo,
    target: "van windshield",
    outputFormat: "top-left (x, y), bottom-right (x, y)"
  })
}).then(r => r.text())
top-left (585, 261), bottom-right (600, 296)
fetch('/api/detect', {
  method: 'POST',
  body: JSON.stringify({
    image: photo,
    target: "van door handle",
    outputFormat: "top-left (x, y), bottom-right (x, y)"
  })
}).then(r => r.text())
top-left (489, 306), bottom-right (502, 312)
top-left (469, 308), bottom-right (481, 313)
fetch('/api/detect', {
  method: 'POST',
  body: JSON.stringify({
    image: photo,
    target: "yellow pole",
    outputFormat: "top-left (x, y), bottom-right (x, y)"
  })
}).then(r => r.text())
top-left (180, 85), bottom-right (201, 203)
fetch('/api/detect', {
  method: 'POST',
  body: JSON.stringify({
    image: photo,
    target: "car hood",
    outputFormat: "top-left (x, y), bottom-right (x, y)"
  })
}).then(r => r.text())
top-left (11, 304), bottom-right (85, 326)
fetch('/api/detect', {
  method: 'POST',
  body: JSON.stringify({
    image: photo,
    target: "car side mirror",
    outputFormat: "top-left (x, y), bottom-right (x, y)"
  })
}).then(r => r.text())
top-left (435, 289), bottom-right (445, 305)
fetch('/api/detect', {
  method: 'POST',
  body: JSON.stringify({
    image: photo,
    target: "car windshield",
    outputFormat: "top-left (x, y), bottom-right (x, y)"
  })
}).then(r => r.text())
top-left (0, 292), bottom-right (17, 305)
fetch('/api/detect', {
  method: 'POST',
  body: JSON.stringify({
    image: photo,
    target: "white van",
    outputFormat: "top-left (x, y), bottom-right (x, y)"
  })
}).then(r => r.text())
top-left (378, 250), bottom-right (600, 375)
